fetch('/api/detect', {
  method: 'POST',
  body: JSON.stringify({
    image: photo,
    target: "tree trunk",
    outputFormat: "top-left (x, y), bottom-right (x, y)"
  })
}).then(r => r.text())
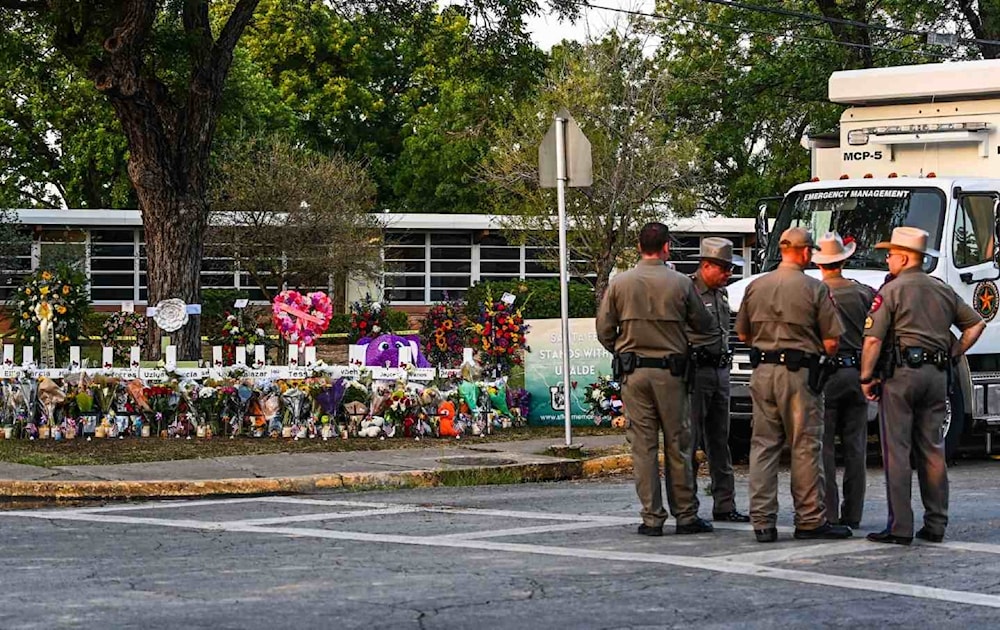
top-left (142, 195), bottom-right (207, 361)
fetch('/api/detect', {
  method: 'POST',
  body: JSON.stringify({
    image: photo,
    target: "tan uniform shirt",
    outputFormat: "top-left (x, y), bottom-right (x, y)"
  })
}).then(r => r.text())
top-left (823, 276), bottom-right (876, 353)
top-left (597, 259), bottom-right (713, 357)
top-left (864, 267), bottom-right (981, 351)
top-left (686, 270), bottom-right (730, 354)
top-left (735, 262), bottom-right (844, 354)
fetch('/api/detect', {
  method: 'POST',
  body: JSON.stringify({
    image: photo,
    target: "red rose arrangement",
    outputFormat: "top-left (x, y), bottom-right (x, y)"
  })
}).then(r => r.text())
top-left (349, 294), bottom-right (389, 342)
top-left (469, 289), bottom-right (529, 375)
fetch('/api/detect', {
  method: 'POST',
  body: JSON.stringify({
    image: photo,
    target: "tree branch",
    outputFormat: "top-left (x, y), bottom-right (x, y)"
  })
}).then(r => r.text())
top-left (0, 0), bottom-right (46, 10)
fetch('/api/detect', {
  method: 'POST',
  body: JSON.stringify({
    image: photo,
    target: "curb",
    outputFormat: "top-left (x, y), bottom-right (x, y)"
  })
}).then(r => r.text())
top-left (0, 459), bottom-right (591, 502)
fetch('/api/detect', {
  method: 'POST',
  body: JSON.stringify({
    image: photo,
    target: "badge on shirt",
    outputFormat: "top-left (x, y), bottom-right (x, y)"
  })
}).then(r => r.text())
top-left (869, 294), bottom-right (883, 314)
top-left (864, 316), bottom-right (874, 329)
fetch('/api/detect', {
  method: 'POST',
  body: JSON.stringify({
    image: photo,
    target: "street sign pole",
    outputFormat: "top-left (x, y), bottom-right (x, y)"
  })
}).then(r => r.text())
top-left (555, 115), bottom-right (573, 447)
top-left (538, 107), bottom-right (591, 449)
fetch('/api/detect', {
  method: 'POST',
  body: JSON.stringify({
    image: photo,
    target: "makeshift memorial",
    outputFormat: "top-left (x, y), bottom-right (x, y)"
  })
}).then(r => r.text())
top-left (12, 265), bottom-right (90, 365)
top-left (272, 290), bottom-right (333, 348)
top-left (348, 294), bottom-right (389, 343)
top-left (212, 311), bottom-right (269, 365)
top-left (101, 311), bottom-right (149, 364)
top-left (584, 374), bottom-right (624, 427)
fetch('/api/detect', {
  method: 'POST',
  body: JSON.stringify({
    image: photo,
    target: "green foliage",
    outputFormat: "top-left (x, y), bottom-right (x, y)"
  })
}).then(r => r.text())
top-left (387, 309), bottom-right (412, 332)
top-left (483, 31), bottom-right (700, 303)
top-left (0, 12), bottom-right (133, 208)
top-left (200, 289), bottom-right (251, 332)
top-left (465, 279), bottom-right (595, 320)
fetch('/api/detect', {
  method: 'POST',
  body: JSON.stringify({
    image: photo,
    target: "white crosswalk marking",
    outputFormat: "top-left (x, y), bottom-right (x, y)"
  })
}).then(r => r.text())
top-left (6, 497), bottom-right (1000, 610)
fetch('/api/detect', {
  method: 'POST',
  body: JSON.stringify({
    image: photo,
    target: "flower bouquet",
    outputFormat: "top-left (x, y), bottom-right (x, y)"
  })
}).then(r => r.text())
top-left (419, 300), bottom-right (466, 368)
top-left (143, 383), bottom-right (179, 437)
top-left (101, 311), bottom-right (148, 364)
top-left (469, 287), bottom-right (530, 378)
top-left (383, 387), bottom-right (417, 438)
top-left (12, 265), bottom-right (90, 364)
top-left (584, 374), bottom-right (624, 427)
top-left (348, 293), bottom-right (389, 342)
top-left (212, 311), bottom-right (269, 366)
top-left (93, 375), bottom-right (122, 437)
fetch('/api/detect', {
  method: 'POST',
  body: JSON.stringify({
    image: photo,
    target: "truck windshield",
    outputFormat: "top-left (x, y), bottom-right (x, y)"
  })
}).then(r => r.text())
top-left (763, 187), bottom-right (946, 272)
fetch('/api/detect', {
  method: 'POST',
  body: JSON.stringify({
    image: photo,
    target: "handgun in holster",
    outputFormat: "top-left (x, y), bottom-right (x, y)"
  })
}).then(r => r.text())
top-left (807, 354), bottom-right (836, 395)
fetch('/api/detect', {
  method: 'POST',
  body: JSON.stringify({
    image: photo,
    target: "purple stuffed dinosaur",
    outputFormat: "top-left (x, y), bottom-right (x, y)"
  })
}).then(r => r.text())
top-left (356, 333), bottom-right (431, 368)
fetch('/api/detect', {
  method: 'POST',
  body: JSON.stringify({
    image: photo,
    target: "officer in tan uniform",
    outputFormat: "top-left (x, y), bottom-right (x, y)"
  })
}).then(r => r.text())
top-left (597, 222), bottom-right (715, 536)
top-left (735, 227), bottom-right (852, 542)
top-left (860, 227), bottom-right (984, 545)
top-left (813, 232), bottom-right (875, 530)
top-left (687, 237), bottom-right (749, 523)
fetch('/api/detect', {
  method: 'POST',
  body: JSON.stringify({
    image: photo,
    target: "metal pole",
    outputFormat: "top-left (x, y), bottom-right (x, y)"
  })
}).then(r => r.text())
top-left (555, 115), bottom-right (573, 446)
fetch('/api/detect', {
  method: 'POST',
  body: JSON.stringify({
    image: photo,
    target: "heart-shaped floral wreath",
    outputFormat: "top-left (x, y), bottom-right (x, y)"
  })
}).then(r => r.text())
top-left (272, 290), bottom-right (333, 347)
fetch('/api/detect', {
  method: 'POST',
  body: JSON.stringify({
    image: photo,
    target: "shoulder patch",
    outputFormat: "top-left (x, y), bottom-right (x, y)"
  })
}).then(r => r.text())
top-left (869, 294), bottom-right (883, 314)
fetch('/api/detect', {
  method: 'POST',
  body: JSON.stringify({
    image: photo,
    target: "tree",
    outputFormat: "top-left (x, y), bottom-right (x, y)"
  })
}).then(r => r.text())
top-left (481, 31), bottom-right (701, 304)
top-left (0, 12), bottom-right (132, 209)
top-left (209, 134), bottom-right (382, 305)
top-left (659, 0), bottom-right (960, 218)
top-left (236, 0), bottom-right (549, 214)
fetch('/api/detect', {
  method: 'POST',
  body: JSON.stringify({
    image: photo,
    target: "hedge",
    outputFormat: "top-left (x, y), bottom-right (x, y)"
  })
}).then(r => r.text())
top-left (464, 279), bottom-right (596, 320)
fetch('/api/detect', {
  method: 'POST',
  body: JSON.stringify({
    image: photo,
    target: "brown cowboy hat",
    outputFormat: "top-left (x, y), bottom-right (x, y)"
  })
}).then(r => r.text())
top-left (874, 226), bottom-right (940, 257)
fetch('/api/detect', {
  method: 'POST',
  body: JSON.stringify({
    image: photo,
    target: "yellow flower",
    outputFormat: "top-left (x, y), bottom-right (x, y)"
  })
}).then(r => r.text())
top-left (21, 312), bottom-right (29, 319)
top-left (41, 271), bottom-right (52, 281)
top-left (62, 285), bottom-right (70, 295)
top-left (56, 305), bottom-right (67, 315)
top-left (39, 286), bottom-right (49, 296)
top-left (24, 288), bottom-right (31, 295)
top-left (36, 301), bottom-right (53, 321)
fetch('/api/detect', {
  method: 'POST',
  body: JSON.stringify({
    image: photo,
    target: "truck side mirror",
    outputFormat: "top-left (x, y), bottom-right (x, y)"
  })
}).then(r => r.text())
top-left (755, 202), bottom-right (770, 270)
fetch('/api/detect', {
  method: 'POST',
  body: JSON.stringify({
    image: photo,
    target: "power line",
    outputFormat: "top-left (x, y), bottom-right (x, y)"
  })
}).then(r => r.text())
top-left (577, 1), bottom-right (957, 61)
top-left (696, 0), bottom-right (1000, 49)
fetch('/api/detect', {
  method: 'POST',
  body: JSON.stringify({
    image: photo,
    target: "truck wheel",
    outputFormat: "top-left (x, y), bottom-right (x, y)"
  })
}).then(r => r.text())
top-left (944, 385), bottom-right (964, 463)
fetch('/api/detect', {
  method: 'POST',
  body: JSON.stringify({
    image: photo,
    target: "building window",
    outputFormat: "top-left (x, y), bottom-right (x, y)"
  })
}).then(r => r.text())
top-left (89, 229), bottom-right (137, 302)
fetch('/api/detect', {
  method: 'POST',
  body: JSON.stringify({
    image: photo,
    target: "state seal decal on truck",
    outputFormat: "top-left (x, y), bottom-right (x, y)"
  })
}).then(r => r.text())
top-left (974, 281), bottom-right (999, 322)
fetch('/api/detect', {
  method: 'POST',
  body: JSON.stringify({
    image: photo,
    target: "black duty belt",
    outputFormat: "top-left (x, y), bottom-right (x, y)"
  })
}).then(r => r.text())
top-left (691, 349), bottom-right (733, 368)
top-left (635, 356), bottom-right (680, 369)
top-left (750, 348), bottom-right (819, 370)
top-left (898, 346), bottom-right (949, 370)
top-left (833, 352), bottom-right (860, 369)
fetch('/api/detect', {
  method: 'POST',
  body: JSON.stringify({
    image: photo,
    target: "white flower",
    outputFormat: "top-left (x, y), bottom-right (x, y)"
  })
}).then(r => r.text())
top-left (230, 327), bottom-right (240, 334)
top-left (372, 325), bottom-right (381, 333)
top-left (370, 302), bottom-right (382, 312)
top-left (199, 387), bottom-right (216, 398)
top-left (153, 298), bottom-right (189, 332)
top-left (256, 328), bottom-right (265, 336)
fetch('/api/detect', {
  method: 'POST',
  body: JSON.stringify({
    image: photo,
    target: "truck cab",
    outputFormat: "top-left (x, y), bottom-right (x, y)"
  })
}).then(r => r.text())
top-left (726, 60), bottom-right (1000, 456)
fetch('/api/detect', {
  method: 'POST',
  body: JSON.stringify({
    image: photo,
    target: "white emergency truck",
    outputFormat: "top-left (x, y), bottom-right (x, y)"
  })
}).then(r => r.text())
top-left (727, 59), bottom-right (1000, 458)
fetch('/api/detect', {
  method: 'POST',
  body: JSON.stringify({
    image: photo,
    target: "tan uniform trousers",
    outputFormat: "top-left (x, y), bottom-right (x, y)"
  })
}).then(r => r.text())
top-left (749, 364), bottom-right (826, 530)
top-left (621, 367), bottom-right (700, 527)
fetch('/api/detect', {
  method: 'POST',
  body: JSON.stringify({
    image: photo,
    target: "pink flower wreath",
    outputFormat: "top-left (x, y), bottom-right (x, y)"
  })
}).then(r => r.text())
top-left (271, 290), bottom-right (333, 347)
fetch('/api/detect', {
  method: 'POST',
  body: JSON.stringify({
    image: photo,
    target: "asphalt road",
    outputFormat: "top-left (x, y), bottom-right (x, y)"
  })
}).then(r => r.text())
top-left (3, 461), bottom-right (1000, 629)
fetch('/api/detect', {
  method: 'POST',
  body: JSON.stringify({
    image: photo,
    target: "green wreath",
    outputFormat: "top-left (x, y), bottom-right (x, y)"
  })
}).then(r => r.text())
top-left (101, 311), bottom-right (149, 365)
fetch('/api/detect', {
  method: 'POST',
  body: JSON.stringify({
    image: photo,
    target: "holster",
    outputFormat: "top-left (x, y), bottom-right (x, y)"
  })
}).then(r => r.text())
top-left (667, 354), bottom-right (688, 378)
top-left (807, 354), bottom-right (836, 395)
top-left (612, 352), bottom-right (636, 381)
top-left (749, 347), bottom-right (762, 368)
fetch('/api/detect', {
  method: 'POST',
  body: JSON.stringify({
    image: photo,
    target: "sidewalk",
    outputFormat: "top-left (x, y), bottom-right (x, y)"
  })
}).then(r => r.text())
top-left (0, 434), bottom-right (632, 501)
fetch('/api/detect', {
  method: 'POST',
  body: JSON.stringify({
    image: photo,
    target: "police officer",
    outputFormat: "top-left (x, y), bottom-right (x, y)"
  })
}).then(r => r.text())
top-left (814, 232), bottom-right (875, 530)
top-left (687, 237), bottom-right (750, 523)
top-left (735, 227), bottom-right (852, 543)
top-left (860, 227), bottom-right (984, 545)
top-left (597, 221), bottom-right (715, 536)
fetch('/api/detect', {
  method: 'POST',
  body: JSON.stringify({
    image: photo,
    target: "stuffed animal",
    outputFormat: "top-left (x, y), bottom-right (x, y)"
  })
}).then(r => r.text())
top-left (356, 333), bottom-right (431, 368)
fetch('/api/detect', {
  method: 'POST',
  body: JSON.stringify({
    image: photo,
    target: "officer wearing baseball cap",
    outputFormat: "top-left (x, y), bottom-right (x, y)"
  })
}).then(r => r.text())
top-left (861, 227), bottom-right (985, 545)
top-left (686, 237), bottom-right (749, 523)
top-left (736, 227), bottom-right (852, 542)
top-left (597, 222), bottom-right (716, 536)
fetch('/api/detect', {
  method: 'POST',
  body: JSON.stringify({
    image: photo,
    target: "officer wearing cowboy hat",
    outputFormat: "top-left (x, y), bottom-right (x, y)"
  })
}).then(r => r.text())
top-left (735, 227), bottom-right (852, 542)
top-left (860, 226), bottom-right (985, 545)
top-left (813, 232), bottom-right (875, 530)
top-left (686, 237), bottom-right (749, 523)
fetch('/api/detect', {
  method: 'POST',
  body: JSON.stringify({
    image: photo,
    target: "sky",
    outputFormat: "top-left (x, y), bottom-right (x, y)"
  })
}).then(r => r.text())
top-left (525, 1), bottom-right (658, 50)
